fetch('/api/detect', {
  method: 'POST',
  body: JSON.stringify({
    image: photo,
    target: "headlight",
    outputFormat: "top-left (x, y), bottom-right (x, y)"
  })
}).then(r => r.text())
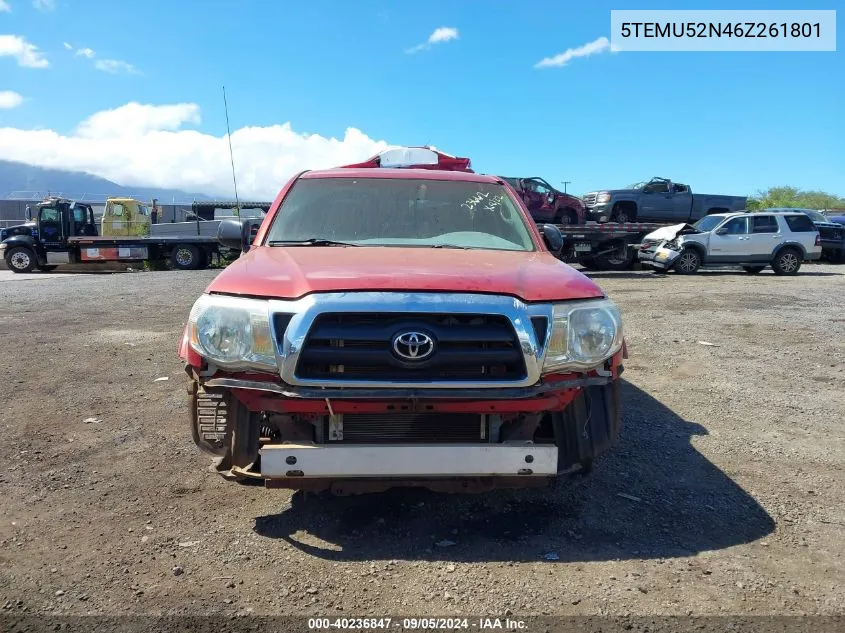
top-left (596, 191), bottom-right (612, 203)
top-left (187, 294), bottom-right (276, 371)
top-left (542, 299), bottom-right (623, 373)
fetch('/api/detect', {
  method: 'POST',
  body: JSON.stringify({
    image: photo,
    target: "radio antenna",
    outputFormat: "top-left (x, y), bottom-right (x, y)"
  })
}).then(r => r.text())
top-left (222, 85), bottom-right (241, 214)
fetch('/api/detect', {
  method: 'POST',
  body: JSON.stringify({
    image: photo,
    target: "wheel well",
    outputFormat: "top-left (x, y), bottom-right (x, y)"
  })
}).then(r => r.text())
top-left (774, 243), bottom-right (805, 259)
top-left (612, 201), bottom-right (637, 216)
top-left (682, 242), bottom-right (706, 258)
top-left (5, 243), bottom-right (37, 259)
top-left (555, 206), bottom-right (579, 222)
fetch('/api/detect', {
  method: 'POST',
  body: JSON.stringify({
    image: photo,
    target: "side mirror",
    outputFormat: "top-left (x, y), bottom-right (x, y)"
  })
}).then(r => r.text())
top-left (25, 208), bottom-right (32, 221)
top-left (715, 228), bottom-right (728, 235)
top-left (218, 218), bottom-right (252, 251)
top-left (540, 223), bottom-right (564, 255)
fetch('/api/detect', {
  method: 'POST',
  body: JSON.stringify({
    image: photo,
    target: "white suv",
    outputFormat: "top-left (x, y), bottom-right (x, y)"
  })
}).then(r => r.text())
top-left (638, 211), bottom-right (822, 275)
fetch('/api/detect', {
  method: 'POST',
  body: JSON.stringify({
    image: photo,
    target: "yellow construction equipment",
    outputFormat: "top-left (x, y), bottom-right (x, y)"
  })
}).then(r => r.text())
top-left (100, 198), bottom-right (153, 237)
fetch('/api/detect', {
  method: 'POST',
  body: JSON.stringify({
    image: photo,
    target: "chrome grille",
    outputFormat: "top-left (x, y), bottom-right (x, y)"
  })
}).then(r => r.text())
top-left (291, 312), bottom-right (527, 382)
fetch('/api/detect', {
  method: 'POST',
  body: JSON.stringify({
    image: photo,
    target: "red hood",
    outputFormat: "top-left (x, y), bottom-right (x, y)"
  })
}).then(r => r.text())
top-left (206, 246), bottom-right (604, 302)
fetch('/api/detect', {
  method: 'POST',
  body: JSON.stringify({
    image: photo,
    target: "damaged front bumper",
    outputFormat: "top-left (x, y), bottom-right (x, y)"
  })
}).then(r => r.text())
top-left (187, 357), bottom-right (624, 493)
top-left (637, 244), bottom-right (681, 270)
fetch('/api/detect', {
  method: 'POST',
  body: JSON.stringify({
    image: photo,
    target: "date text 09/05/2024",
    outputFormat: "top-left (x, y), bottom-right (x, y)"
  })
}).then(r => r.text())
top-left (308, 617), bottom-right (528, 630)
top-left (620, 22), bottom-right (821, 39)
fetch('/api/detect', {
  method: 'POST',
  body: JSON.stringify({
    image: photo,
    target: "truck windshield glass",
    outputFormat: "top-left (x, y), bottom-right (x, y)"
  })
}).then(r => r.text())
top-left (693, 215), bottom-right (726, 232)
top-left (265, 178), bottom-right (536, 251)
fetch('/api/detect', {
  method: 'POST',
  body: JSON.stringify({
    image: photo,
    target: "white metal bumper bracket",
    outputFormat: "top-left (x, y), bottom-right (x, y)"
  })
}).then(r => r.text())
top-left (259, 443), bottom-right (558, 479)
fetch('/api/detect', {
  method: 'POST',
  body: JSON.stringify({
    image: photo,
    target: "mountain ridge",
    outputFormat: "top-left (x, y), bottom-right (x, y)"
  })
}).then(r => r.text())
top-left (0, 159), bottom-right (214, 202)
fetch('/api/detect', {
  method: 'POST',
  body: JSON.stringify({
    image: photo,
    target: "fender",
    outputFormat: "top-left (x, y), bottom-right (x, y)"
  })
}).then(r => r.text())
top-left (680, 240), bottom-right (708, 262)
top-left (609, 195), bottom-right (638, 205)
top-left (1, 235), bottom-right (47, 265)
top-left (772, 241), bottom-right (807, 259)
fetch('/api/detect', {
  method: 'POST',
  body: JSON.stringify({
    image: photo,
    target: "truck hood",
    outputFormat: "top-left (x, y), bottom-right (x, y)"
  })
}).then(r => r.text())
top-left (584, 188), bottom-right (638, 197)
top-left (813, 220), bottom-right (844, 230)
top-left (643, 223), bottom-right (699, 242)
top-left (206, 246), bottom-right (605, 302)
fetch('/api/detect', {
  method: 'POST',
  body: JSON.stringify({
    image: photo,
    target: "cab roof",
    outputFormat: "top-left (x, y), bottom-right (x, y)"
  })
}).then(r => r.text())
top-left (712, 210), bottom-right (813, 219)
top-left (301, 145), bottom-right (496, 183)
top-left (301, 168), bottom-right (502, 184)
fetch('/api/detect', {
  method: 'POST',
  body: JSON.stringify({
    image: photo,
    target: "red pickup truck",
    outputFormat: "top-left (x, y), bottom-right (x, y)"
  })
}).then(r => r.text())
top-left (502, 176), bottom-right (586, 225)
top-left (179, 147), bottom-right (626, 495)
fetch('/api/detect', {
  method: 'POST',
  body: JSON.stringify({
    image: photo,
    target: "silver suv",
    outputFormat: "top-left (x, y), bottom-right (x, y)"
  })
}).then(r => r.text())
top-left (638, 211), bottom-right (822, 275)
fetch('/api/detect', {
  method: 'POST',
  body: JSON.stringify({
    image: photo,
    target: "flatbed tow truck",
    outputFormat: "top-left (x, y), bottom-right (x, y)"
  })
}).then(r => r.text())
top-left (551, 221), bottom-right (667, 271)
top-left (0, 196), bottom-right (266, 273)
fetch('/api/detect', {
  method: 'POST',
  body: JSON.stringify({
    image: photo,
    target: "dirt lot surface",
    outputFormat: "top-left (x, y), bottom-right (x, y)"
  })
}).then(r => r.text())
top-left (1, 263), bottom-right (843, 618)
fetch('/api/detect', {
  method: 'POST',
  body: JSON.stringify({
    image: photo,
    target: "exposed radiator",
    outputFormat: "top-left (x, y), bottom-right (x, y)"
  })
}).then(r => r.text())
top-left (324, 412), bottom-right (487, 444)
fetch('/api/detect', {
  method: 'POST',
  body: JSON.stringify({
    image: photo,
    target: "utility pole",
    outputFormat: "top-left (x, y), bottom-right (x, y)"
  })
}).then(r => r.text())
top-left (561, 181), bottom-right (572, 193)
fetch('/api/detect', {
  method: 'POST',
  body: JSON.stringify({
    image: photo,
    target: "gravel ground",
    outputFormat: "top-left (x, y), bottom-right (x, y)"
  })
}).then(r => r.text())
top-left (0, 263), bottom-right (843, 618)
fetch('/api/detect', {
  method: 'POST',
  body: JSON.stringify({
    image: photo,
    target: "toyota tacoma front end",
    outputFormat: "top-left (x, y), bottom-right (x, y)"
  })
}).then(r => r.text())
top-left (178, 148), bottom-right (627, 495)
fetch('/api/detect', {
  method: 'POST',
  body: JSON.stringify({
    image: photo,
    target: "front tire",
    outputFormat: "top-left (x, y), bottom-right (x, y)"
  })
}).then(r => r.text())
top-left (554, 208), bottom-right (578, 227)
top-left (5, 247), bottom-right (37, 273)
top-left (772, 248), bottom-right (802, 275)
top-left (674, 248), bottom-right (701, 274)
top-left (612, 206), bottom-right (637, 223)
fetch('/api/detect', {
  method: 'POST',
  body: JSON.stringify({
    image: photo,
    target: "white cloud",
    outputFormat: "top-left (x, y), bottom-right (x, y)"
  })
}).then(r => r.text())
top-left (0, 35), bottom-right (50, 68)
top-left (0, 1), bottom-right (11, 12)
top-left (0, 102), bottom-right (392, 199)
top-left (94, 59), bottom-right (139, 74)
top-left (32, 0), bottom-right (55, 11)
top-left (63, 41), bottom-right (73, 50)
top-left (0, 90), bottom-right (24, 109)
top-left (534, 36), bottom-right (618, 69)
top-left (75, 47), bottom-right (95, 59)
top-left (405, 26), bottom-right (459, 54)
top-left (428, 27), bottom-right (459, 44)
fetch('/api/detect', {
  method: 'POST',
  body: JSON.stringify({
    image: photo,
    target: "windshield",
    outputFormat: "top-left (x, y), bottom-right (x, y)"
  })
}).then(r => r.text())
top-left (693, 215), bottom-right (726, 232)
top-left (264, 177), bottom-right (537, 251)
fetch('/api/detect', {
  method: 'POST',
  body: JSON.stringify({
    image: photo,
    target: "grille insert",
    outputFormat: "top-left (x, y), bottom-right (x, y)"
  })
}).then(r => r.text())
top-left (292, 312), bottom-right (526, 382)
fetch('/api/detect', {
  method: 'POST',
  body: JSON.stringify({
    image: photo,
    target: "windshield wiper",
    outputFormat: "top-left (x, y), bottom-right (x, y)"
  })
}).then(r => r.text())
top-left (267, 239), bottom-right (359, 247)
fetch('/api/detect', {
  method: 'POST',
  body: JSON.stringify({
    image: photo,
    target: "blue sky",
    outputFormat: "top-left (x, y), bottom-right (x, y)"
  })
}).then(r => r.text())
top-left (1, 0), bottom-right (843, 199)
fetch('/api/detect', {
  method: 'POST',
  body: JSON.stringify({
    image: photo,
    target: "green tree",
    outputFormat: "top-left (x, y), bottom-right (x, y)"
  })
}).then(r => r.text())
top-left (747, 186), bottom-right (845, 211)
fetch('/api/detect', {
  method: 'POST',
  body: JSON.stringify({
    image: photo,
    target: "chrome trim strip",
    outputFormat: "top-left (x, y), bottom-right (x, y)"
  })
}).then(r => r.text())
top-left (204, 374), bottom-right (612, 399)
top-left (266, 292), bottom-right (559, 389)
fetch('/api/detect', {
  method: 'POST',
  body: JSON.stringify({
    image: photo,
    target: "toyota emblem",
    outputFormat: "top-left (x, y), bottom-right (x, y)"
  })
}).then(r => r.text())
top-left (392, 331), bottom-right (435, 361)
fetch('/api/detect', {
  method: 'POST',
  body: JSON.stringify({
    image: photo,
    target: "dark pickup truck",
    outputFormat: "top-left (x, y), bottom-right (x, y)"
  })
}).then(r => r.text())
top-left (582, 177), bottom-right (747, 224)
top-left (502, 177), bottom-right (586, 225)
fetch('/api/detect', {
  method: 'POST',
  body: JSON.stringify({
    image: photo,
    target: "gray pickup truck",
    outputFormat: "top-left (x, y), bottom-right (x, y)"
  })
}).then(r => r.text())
top-left (582, 177), bottom-right (747, 224)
